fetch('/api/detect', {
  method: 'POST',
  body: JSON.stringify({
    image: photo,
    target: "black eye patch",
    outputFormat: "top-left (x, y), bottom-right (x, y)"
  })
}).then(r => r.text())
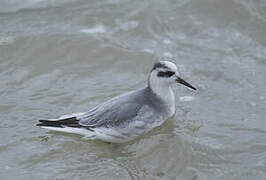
top-left (157, 71), bottom-right (175, 77)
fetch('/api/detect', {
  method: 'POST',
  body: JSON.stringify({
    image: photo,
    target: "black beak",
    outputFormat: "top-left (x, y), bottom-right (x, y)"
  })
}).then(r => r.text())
top-left (176, 77), bottom-right (196, 90)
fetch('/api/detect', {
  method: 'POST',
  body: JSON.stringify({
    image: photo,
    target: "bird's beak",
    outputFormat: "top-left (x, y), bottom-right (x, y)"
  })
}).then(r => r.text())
top-left (176, 77), bottom-right (196, 90)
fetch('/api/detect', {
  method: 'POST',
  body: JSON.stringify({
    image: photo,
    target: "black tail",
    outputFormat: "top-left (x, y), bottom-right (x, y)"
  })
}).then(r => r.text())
top-left (36, 117), bottom-right (82, 128)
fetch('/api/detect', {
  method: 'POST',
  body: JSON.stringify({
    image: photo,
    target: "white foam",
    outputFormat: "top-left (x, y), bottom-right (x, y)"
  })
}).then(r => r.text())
top-left (0, 36), bottom-right (13, 45)
top-left (179, 96), bottom-right (195, 102)
top-left (259, 96), bottom-right (265, 100)
top-left (80, 25), bottom-right (106, 34)
top-left (249, 101), bottom-right (256, 107)
top-left (143, 48), bottom-right (154, 54)
top-left (163, 52), bottom-right (173, 58)
top-left (163, 39), bottom-right (171, 44)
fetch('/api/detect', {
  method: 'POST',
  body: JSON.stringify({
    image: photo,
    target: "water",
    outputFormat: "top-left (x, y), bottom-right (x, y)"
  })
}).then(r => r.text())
top-left (0, 0), bottom-right (266, 179)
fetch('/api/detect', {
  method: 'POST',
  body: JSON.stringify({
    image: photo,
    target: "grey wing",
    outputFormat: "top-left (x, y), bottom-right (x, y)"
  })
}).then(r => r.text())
top-left (78, 101), bottom-right (143, 128)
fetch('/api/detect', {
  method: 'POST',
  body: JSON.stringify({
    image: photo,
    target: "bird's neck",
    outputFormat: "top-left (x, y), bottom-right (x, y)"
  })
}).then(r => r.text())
top-left (148, 80), bottom-right (175, 114)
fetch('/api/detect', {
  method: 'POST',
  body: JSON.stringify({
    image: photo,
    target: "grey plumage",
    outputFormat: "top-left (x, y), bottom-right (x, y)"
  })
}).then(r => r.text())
top-left (79, 87), bottom-right (167, 128)
top-left (37, 61), bottom-right (196, 143)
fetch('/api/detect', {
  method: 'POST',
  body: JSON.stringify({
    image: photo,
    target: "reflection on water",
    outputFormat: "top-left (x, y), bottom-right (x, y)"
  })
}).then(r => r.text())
top-left (0, 0), bottom-right (266, 179)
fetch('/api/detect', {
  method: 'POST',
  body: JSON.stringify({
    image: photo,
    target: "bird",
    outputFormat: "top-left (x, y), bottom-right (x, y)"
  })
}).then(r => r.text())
top-left (37, 61), bottom-right (196, 143)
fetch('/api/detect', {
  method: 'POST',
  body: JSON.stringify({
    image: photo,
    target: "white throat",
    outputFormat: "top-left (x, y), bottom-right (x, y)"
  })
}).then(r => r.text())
top-left (149, 77), bottom-right (175, 115)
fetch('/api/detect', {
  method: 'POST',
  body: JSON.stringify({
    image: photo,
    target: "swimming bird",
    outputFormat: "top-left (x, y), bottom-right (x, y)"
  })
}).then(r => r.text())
top-left (37, 61), bottom-right (196, 143)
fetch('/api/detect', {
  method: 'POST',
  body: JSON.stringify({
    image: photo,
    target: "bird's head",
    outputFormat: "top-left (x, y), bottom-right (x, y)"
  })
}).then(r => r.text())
top-left (149, 61), bottom-right (196, 90)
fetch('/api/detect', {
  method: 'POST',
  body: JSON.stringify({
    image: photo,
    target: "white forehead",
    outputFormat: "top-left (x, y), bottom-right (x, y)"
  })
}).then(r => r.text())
top-left (160, 61), bottom-right (178, 72)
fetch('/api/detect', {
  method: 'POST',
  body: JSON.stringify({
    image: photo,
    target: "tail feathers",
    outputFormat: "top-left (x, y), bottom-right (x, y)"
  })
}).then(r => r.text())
top-left (37, 117), bottom-right (83, 128)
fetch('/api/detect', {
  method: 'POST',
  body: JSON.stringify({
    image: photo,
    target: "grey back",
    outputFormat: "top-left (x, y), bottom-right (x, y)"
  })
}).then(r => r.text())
top-left (78, 87), bottom-right (166, 128)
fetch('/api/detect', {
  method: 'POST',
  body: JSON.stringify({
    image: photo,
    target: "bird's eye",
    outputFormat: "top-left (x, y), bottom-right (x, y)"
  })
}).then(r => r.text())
top-left (157, 71), bottom-right (175, 77)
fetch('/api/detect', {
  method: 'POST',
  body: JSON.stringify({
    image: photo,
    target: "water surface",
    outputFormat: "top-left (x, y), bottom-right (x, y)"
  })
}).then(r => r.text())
top-left (1, 0), bottom-right (266, 179)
